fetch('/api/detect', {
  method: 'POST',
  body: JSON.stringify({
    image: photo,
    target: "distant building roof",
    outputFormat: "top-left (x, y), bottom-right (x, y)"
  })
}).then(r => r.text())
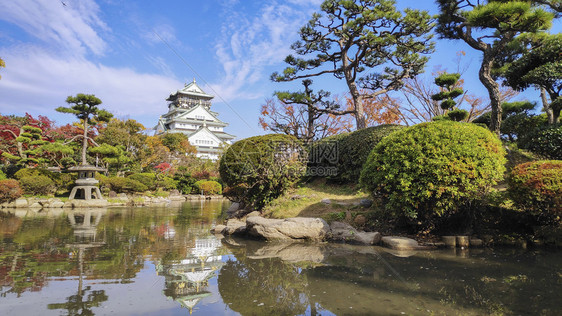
top-left (166, 79), bottom-right (214, 101)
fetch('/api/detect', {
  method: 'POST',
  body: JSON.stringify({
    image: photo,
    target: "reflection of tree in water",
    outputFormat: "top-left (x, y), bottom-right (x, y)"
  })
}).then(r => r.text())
top-left (218, 256), bottom-right (310, 316)
top-left (47, 285), bottom-right (108, 316)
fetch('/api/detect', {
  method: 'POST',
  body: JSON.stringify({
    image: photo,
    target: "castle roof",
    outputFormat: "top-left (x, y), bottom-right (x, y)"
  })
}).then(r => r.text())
top-left (166, 79), bottom-right (214, 101)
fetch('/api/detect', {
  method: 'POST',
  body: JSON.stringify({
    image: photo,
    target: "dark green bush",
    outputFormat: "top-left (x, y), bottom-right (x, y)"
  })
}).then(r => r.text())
top-left (192, 179), bottom-right (206, 194)
top-left (127, 173), bottom-right (157, 190)
top-left (19, 175), bottom-right (55, 195)
top-left (0, 179), bottom-right (23, 202)
top-left (199, 180), bottom-right (222, 195)
top-left (519, 124), bottom-right (562, 160)
top-left (219, 134), bottom-right (305, 210)
top-left (155, 176), bottom-right (177, 190)
top-left (101, 176), bottom-right (148, 193)
top-left (306, 132), bottom-right (349, 181)
top-left (508, 160), bottom-right (562, 219)
top-left (173, 171), bottom-right (195, 194)
top-left (360, 121), bottom-right (506, 226)
top-left (336, 124), bottom-right (403, 183)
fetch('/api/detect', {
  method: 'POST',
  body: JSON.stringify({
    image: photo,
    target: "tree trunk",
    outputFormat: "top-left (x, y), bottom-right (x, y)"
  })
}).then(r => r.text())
top-left (540, 87), bottom-right (555, 125)
top-left (479, 51), bottom-right (502, 136)
top-left (348, 81), bottom-right (366, 130)
top-left (307, 104), bottom-right (315, 143)
top-left (81, 120), bottom-right (89, 165)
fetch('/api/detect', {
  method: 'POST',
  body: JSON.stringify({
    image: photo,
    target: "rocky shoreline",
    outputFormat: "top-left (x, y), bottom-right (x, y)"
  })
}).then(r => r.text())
top-left (211, 203), bottom-right (487, 252)
top-left (0, 192), bottom-right (224, 209)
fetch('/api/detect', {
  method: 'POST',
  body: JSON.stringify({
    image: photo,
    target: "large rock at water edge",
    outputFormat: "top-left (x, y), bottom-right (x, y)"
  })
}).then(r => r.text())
top-left (381, 236), bottom-right (419, 250)
top-left (328, 221), bottom-right (381, 245)
top-left (246, 216), bottom-right (329, 241)
top-left (222, 218), bottom-right (247, 235)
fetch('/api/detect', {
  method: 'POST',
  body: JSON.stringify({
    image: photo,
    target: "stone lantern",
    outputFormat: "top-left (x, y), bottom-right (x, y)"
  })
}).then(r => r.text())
top-left (67, 165), bottom-right (106, 200)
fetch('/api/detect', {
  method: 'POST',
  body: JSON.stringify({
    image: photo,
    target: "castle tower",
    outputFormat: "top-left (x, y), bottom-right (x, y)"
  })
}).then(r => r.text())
top-left (155, 79), bottom-right (236, 160)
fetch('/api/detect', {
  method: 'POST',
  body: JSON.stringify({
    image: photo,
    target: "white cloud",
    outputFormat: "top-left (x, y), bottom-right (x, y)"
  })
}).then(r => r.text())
top-left (210, 1), bottom-right (318, 101)
top-left (0, 0), bottom-right (108, 56)
top-left (0, 45), bottom-right (181, 120)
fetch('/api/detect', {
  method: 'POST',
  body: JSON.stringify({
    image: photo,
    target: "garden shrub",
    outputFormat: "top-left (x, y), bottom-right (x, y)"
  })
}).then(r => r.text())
top-left (336, 124), bottom-right (403, 183)
top-left (127, 173), bottom-right (157, 190)
top-left (0, 170), bottom-right (6, 180)
top-left (518, 124), bottom-right (562, 160)
top-left (508, 160), bottom-right (562, 219)
top-left (101, 176), bottom-right (148, 193)
top-left (192, 179), bottom-right (206, 194)
top-left (13, 167), bottom-right (51, 180)
top-left (219, 134), bottom-right (305, 210)
top-left (0, 179), bottom-right (23, 202)
top-left (199, 180), bottom-right (222, 195)
top-left (19, 175), bottom-right (55, 195)
top-left (155, 176), bottom-right (177, 190)
top-left (306, 132), bottom-right (349, 181)
top-left (173, 171), bottom-right (195, 194)
top-left (360, 121), bottom-right (506, 226)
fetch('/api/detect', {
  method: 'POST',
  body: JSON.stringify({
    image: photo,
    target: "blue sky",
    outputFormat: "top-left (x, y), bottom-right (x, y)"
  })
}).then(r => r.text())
top-left (0, 0), bottom-right (559, 140)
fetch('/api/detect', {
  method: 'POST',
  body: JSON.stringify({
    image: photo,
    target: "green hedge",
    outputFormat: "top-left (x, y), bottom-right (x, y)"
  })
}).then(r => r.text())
top-left (336, 124), bottom-right (403, 183)
top-left (519, 124), bottom-right (562, 160)
top-left (127, 173), bottom-right (157, 190)
top-left (508, 160), bottom-right (562, 219)
top-left (19, 175), bottom-right (55, 196)
top-left (306, 125), bottom-right (403, 183)
top-left (0, 179), bottom-right (23, 202)
top-left (360, 121), bottom-right (506, 225)
top-left (199, 180), bottom-right (222, 195)
top-left (13, 168), bottom-right (75, 195)
top-left (219, 134), bottom-right (305, 210)
top-left (101, 176), bottom-right (148, 193)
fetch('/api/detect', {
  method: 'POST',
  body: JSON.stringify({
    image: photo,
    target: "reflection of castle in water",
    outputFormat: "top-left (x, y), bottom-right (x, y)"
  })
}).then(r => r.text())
top-left (156, 237), bottom-right (223, 314)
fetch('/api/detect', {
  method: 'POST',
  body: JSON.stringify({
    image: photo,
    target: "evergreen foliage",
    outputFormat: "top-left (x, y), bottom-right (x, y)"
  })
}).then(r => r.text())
top-left (219, 134), bottom-right (305, 210)
top-left (19, 175), bottom-right (55, 196)
top-left (360, 121), bottom-right (506, 226)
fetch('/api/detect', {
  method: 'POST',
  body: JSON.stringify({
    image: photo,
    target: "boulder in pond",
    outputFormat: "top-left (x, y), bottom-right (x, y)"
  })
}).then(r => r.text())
top-left (222, 218), bottom-right (247, 235)
top-left (328, 221), bottom-right (380, 245)
top-left (381, 236), bottom-right (419, 250)
top-left (246, 216), bottom-right (329, 241)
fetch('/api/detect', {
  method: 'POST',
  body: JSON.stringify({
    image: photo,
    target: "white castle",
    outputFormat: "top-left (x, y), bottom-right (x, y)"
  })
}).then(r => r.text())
top-left (155, 79), bottom-right (235, 160)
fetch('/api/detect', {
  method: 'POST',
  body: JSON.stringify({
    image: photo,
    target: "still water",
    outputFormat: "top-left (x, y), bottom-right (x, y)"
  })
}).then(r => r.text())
top-left (0, 201), bottom-right (560, 315)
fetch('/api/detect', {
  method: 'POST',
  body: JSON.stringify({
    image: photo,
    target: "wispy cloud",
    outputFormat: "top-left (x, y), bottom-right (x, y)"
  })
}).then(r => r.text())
top-left (210, 1), bottom-right (321, 101)
top-left (0, 45), bottom-right (180, 119)
top-left (0, 0), bottom-right (108, 56)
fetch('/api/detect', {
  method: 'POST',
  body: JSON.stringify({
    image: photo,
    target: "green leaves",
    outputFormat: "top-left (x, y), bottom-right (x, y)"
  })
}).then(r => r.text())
top-left (360, 121), bottom-right (506, 227)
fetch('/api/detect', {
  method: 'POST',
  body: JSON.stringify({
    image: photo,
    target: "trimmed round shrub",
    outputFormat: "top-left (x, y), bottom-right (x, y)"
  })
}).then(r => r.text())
top-left (508, 160), bottom-right (562, 218)
top-left (19, 175), bottom-right (55, 195)
top-left (336, 124), bottom-right (403, 183)
top-left (519, 124), bottom-right (562, 160)
top-left (173, 171), bottom-right (195, 194)
top-left (155, 176), bottom-right (177, 190)
top-left (192, 179), bottom-right (206, 194)
top-left (0, 179), bottom-right (23, 202)
top-left (127, 173), bottom-right (157, 190)
top-left (360, 121), bottom-right (506, 223)
top-left (199, 180), bottom-right (222, 195)
top-left (13, 167), bottom-right (51, 180)
top-left (306, 132), bottom-right (350, 181)
top-left (101, 176), bottom-right (148, 193)
top-left (219, 134), bottom-right (305, 210)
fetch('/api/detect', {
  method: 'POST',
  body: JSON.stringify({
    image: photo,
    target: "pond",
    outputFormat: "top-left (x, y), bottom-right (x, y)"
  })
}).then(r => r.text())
top-left (0, 201), bottom-right (560, 315)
